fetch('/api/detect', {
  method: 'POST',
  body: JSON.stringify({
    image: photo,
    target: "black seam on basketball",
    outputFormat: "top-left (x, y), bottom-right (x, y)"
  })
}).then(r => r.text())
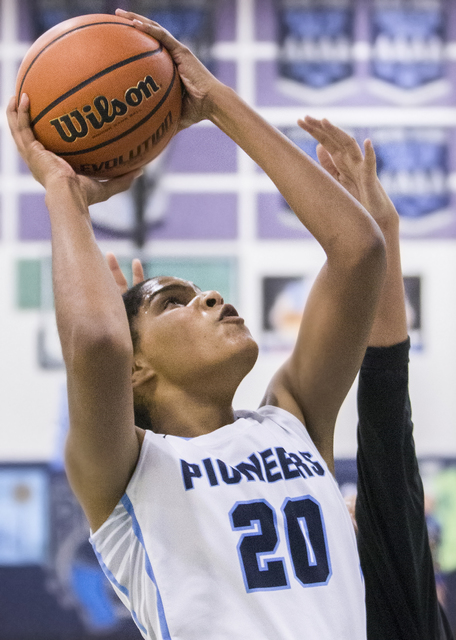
top-left (55, 64), bottom-right (177, 157)
top-left (18, 21), bottom-right (159, 101)
top-left (31, 46), bottom-right (164, 127)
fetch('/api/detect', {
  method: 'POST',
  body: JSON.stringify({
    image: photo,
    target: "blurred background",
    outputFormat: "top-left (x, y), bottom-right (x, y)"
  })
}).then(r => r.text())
top-left (1, 0), bottom-right (456, 637)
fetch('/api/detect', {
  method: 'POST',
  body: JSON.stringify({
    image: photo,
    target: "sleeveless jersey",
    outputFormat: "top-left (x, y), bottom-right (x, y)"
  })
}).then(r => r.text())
top-left (90, 405), bottom-right (366, 640)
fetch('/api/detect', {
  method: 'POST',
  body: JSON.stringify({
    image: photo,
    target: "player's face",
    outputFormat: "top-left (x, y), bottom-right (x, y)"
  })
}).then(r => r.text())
top-left (134, 276), bottom-right (259, 388)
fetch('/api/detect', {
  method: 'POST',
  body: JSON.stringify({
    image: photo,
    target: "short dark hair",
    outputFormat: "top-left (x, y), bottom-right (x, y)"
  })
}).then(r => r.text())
top-left (122, 278), bottom-right (160, 431)
top-left (122, 277), bottom-right (162, 351)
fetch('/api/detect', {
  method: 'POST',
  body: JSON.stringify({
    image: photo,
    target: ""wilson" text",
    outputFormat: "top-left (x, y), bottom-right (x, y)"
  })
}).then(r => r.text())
top-left (50, 74), bottom-right (161, 143)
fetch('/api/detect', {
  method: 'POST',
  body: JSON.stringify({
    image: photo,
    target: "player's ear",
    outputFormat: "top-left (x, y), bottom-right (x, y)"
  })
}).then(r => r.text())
top-left (131, 355), bottom-right (156, 389)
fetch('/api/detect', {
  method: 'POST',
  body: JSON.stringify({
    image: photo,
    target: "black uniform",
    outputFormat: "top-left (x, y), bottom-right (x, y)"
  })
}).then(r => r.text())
top-left (356, 339), bottom-right (453, 640)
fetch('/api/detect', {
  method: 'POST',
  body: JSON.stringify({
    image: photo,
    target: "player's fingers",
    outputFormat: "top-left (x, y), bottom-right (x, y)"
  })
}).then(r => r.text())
top-left (6, 95), bottom-right (18, 123)
top-left (316, 144), bottom-right (340, 181)
top-left (363, 139), bottom-right (377, 173)
top-left (6, 95), bottom-right (27, 153)
top-left (15, 93), bottom-right (44, 152)
top-left (132, 258), bottom-right (145, 286)
top-left (106, 252), bottom-right (129, 293)
top-left (94, 168), bottom-right (143, 203)
top-left (116, 9), bottom-right (182, 54)
top-left (16, 93), bottom-right (32, 134)
top-left (6, 96), bottom-right (22, 149)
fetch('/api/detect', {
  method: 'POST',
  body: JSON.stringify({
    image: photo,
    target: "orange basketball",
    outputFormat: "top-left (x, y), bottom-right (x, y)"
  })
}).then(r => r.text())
top-left (16, 14), bottom-right (182, 178)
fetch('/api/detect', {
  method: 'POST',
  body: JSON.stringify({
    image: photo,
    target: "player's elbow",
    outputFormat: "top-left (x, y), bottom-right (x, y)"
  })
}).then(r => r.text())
top-left (363, 227), bottom-right (386, 277)
top-left (362, 224), bottom-right (386, 263)
top-left (332, 224), bottom-right (386, 300)
top-left (345, 221), bottom-right (386, 277)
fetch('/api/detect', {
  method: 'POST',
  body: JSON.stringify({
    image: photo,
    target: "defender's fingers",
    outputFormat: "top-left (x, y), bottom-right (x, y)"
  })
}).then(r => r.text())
top-left (132, 259), bottom-right (145, 286)
top-left (298, 116), bottom-right (345, 157)
top-left (298, 116), bottom-right (331, 139)
top-left (316, 144), bottom-right (340, 181)
top-left (106, 252), bottom-right (129, 292)
top-left (301, 116), bottom-right (363, 163)
top-left (320, 119), bottom-right (363, 162)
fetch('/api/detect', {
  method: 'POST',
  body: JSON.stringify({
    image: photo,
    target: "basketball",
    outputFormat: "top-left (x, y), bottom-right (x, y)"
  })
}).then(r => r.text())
top-left (15, 14), bottom-right (182, 178)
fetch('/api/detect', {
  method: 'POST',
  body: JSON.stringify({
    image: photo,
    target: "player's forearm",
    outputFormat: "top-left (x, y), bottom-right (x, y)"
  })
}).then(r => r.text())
top-left (45, 178), bottom-right (132, 363)
top-left (208, 84), bottom-right (384, 260)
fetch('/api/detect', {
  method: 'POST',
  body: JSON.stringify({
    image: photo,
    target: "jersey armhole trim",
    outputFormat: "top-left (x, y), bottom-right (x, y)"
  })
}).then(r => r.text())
top-left (120, 493), bottom-right (172, 640)
top-left (90, 539), bottom-right (148, 636)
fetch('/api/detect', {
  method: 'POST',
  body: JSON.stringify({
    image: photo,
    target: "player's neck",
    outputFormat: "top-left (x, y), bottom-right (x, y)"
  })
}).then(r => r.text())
top-left (147, 383), bottom-right (237, 437)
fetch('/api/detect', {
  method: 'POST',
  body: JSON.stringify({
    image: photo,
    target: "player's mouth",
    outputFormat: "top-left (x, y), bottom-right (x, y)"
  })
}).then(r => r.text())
top-left (218, 304), bottom-right (244, 323)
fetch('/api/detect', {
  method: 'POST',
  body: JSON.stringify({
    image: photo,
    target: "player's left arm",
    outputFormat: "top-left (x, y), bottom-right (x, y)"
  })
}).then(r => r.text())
top-left (262, 119), bottom-right (390, 471)
top-left (116, 14), bottom-right (385, 474)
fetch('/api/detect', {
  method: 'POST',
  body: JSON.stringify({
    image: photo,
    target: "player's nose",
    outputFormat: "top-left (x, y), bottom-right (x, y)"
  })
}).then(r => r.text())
top-left (200, 290), bottom-right (224, 308)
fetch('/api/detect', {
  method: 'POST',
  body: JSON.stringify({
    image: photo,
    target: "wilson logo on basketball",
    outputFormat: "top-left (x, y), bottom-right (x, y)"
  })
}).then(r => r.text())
top-left (49, 74), bottom-right (161, 143)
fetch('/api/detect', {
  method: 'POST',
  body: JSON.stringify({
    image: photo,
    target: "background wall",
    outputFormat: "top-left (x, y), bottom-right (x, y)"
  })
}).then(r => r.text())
top-left (0, 0), bottom-right (456, 637)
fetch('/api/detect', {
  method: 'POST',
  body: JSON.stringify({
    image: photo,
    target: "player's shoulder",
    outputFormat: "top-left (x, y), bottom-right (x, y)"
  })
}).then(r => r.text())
top-left (236, 405), bottom-right (311, 441)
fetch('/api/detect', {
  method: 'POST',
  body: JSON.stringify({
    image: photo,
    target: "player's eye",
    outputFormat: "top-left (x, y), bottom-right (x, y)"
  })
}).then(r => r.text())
top-left (164, 296), bottom-right (185, 308)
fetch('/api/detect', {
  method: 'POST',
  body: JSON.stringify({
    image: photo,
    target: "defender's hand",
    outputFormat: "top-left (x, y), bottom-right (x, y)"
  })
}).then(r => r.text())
top-left (116, 9), bottom-right (223, 130)
top-left (7, 94), bottom-right (142, 206)
top-left (107, 253), bottom-right (145, 294)
top-left (299, 117), bottom-right (398, 229)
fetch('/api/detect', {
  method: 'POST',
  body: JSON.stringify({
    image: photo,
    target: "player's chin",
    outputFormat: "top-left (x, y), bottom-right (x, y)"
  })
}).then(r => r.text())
top-left (237, 332), bottom-right (259, 367)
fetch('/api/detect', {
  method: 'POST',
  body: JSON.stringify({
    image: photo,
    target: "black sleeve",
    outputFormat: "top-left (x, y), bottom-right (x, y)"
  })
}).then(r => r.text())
top-left (356, 338), bottom-right (453, 640)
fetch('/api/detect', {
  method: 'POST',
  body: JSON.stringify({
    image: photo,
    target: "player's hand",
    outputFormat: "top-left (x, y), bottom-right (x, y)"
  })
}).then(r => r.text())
top-left (115, 9), bottom-right (222, 130)
top-left (107, 252), bottom-right (145, 294)
top-left (298, 117), bottom-right (399, 230)
top-left (7, 94), bottom-right (141, 206)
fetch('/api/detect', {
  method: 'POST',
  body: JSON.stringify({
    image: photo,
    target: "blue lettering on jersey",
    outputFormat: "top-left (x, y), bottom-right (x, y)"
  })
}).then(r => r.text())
top-left (181, 461), bottom-right (202, 490)
top-left (260, 448), bottom-right (283, 483)
top-left (236, 454), bottom-right (265, 482)
top-left (180, 448), bottom-right (325, 490)
top-left (217, 460), bottom-right (242, 484)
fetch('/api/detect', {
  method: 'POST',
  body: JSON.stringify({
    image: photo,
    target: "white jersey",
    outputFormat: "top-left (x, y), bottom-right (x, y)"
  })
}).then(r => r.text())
top-left (90, 406), bottom-right (365, 640)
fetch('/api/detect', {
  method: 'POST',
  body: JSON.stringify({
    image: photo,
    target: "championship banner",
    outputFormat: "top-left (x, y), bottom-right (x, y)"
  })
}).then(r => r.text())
top-left (258, 125), bottom-right (456, 239)
top-left (88, 1), bottom-right (215, 243)
top-left (275, 0), bottom-right (356, 103)
top-left (369, 0), bottom-right (449, 103)
top-left (371, 127), bottom-right (453, 236)
top-left (26, 0), bottom-right (115, 38)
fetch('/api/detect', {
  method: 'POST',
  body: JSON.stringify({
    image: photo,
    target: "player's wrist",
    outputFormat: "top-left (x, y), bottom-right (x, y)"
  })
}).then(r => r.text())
top-left (44, 173), bottom-right (89, 211)
top-left (205, 84), bottom-right (242, 124)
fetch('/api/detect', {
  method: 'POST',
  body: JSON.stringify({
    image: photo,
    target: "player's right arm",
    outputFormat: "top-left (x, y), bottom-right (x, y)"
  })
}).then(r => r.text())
top-left (7, 95), bottom-right (143, 532)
